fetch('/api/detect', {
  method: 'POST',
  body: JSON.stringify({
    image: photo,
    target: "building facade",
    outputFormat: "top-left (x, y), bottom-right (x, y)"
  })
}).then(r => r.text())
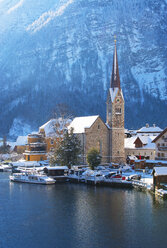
top-left (68, 115), bottom-right (109, 164)
top-left (24, 134), bottom-right (47, 161)
top-left (153, 127), bottom-right (167, 161)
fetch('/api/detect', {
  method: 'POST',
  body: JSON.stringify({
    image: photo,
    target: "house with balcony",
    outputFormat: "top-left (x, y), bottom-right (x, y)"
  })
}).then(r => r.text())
top-left (24, 134), bottom-right (47, 161)
top-left (152, 127), bottom-right (167, 161)
top-left (39, 118), bottom-right (71, 153)
top-left (125, 135), bottom-right (156, 162)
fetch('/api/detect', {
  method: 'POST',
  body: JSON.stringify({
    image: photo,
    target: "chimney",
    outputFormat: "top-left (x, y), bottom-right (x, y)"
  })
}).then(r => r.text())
top-left (153, 124), bottom-right (156, 127)
top-left (146, 123), bottom-right (149, 128)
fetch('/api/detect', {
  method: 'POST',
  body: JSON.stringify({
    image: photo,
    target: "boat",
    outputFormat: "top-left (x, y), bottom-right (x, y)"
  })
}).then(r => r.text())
top-left (0, 162), bottom-right (12, 172)
top-left (68, 167), bottom-right (87, 183)
top-left (10, 172), bottom-right (56, 185)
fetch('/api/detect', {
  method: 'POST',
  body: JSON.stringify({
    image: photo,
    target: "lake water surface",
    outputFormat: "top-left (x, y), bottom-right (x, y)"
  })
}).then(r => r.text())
top-left (0, 173), bottom-right (167, 248)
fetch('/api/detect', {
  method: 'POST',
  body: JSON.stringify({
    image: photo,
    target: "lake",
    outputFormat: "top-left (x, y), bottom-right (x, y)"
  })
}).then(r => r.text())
top-left (0, 173), bottom-right (167, 248)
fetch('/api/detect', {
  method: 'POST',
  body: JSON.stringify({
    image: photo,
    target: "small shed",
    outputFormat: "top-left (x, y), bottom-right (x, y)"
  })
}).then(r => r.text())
top-left (44, 166), bottom-right (69, 182)
top-left (135, 159), bottom-right (167, 170)
top-left (153, 167), bottom-right (167, 189)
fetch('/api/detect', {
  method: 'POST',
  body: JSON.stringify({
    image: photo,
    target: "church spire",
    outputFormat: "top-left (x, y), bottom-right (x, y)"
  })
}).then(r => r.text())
top-left (110, 37), bottom-right (120, 89)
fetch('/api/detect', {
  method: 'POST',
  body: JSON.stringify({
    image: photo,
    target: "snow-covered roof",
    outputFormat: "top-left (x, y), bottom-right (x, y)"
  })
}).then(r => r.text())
top-left (39, 118), bottom-right (71, 137)
top-left (125, 136), bottom-right (136, 148)
top-left (68, 115), bottom-right (99, 134)
top-left (152, 127), bottom-right (167, 143)
top-left (128, 155), bottom-right (138, 160)
top-left (137, 125), bottom-right (162, 133)
top-left (125, 136), bottom-right (155, 149)
top-left (109, 88), bottom-right (124, 102)
top-left (12, 160), bottom-right (41, 167)
top-left (45, 166), bottom-right (68, 170)
top-left (7, 141), bottom-right (16, 150)
top-left (16, 136), bottom-right (27, 146)
top-left (146, 160), bottom-right (167, 164)
top-left (154, 167), bottom-right (167, 176)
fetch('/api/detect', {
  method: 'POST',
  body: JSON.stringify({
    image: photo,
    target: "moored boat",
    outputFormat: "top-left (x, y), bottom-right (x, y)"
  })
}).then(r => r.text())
top-left (0, 162), bottom-right (12, 172)
top-left (10, 172), bottom-right (56, 185)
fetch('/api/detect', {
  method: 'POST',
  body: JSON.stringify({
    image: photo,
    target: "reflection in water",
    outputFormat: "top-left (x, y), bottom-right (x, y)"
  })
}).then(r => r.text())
top-left (0, 174), bottom-right (167, 248)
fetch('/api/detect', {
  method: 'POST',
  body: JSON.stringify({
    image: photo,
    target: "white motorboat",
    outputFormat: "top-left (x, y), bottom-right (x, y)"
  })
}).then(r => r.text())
top-left (0, 162), bottom-right (12, 172)
top-left (10, 172), bottom-right (56, 185)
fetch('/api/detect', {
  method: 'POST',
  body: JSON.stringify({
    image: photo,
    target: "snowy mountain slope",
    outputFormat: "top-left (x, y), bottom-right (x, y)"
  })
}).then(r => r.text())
top-left (0, 0), bottom-right (166, 138)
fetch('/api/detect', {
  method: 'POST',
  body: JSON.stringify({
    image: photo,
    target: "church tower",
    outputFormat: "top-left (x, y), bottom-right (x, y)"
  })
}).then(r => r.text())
top-left (106, 39), bottom-right (125, 163)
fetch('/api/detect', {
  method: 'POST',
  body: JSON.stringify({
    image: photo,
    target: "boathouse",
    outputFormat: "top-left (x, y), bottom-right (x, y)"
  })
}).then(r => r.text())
top-left (153, 167), bottom-right (167, 189)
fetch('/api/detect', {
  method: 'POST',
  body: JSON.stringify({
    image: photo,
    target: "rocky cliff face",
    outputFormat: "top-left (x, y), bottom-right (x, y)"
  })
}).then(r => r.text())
top-left (0, 0), bottom-right (166, 138)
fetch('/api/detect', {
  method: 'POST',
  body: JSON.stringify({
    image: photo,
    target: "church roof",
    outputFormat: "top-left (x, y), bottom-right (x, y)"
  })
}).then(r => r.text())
top-left (110, 41), bottom-right (120, 89)
top-left (109, 87), bottom-right (124, 103)
top-left (68, 115), bottom-right (99, 134)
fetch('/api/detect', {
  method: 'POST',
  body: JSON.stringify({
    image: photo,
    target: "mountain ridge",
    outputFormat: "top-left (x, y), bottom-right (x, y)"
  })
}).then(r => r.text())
top-left (0, 0), bottom-right (166, 138)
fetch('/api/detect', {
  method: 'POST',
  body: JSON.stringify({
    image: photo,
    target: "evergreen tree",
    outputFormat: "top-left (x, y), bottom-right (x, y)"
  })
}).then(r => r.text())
top-left (87, 148), bottom-right (101, 170)
top-left (0, 136), bottom-right (10, 154)
top-left (51, 128), bottom-right (81, 168)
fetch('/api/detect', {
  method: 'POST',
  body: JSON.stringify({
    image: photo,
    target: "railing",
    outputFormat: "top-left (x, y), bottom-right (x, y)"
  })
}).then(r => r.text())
top-left (27, 143), bottom-right (46, 147)
top-left (24, 150), bottom-right (46, 154)
top-left (158, 147), bottom-right (167, 151)
top-left (155, 157), bottom-right (167, 161)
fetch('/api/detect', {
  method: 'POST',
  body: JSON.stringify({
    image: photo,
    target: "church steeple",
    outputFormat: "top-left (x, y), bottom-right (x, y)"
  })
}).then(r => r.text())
top-left (106, 37), bottom-right (125, 163)
top-left (110, 38), bottom-right (120, 89)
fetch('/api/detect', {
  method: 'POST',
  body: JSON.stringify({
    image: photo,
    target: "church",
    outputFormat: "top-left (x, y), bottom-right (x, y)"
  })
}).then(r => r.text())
top-left (23, 41), bottom-right (125, 164)
top-left (68, 40), bottom-right (125, 164)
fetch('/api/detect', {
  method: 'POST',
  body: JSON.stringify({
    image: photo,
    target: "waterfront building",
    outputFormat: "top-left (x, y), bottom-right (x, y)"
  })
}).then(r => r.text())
top-left (125, 124), bottom-right (163, 162)
top-left (152, 127), bottom-right (167, 161)
top-left (39, 118), bottom-right (71, 153)
top-left (125, 135), bottom-right (156, 161)
top-left (134, 159), bottom-right (167, 170)
top-left (24, 134), bottom-right (47, 161)
top-left (153, 167), bottom-right (167, 189)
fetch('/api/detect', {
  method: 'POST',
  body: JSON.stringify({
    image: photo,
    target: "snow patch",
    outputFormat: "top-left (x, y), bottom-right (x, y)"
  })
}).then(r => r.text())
top-left (26, 0), bottom-right (74, 33)
top-left (9, 118), bottom-right (33, 139)
top-left (7, 0), bottom-right (24, 14)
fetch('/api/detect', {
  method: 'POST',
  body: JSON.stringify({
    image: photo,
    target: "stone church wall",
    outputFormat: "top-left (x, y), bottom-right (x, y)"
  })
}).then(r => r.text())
top-left (85, 117), bottom-right (109, 164)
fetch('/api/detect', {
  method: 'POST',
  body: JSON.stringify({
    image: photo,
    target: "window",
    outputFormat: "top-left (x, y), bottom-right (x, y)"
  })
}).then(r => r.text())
top-left (98, 140), bottom-right (102, 155)
top-left (98, 124), bottom-right (100, 129)
top-left (115, 108), bottom-right (121, 114)
top-left (50, 139), bottom-right (54, 145)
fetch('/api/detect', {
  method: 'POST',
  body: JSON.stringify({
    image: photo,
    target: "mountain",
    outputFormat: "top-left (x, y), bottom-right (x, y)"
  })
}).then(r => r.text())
top-left (0, 0), bottom-right (166, 139)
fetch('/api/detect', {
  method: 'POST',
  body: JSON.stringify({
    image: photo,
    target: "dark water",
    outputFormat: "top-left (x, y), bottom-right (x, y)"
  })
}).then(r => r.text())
top-left (0, 173), bottom-right (167, 248)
